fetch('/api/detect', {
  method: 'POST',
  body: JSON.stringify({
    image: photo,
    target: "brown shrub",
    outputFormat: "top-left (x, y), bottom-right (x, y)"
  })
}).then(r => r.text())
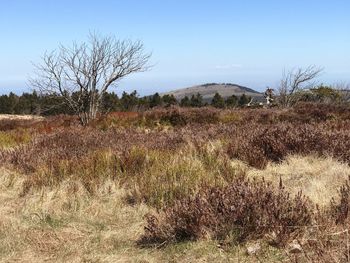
top-left (140, 175), bottom-right (312, 246)
top-left (0, 127), bottom-right (186, 175)
top-left (33, 115), bottom-right (78, 132)
top-left (0, 118), bottom-right (39, 131)
top-left (329, 176), bottom-right (350, 225)
top-left (227, 121), bottom-right (350, 168)
top-left (220, 102), bottom-right (350, 126)
top-left (292, 102), bottom-right (350, 121)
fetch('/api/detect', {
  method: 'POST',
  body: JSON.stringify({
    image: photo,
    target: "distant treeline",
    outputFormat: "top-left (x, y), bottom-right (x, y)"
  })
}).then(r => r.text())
top-left (0, 90), bottom-right (251, 115)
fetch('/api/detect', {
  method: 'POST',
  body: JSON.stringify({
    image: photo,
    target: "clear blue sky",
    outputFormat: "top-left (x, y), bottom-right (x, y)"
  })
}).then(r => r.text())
top-left (0, 0), bottom-right (349, 95)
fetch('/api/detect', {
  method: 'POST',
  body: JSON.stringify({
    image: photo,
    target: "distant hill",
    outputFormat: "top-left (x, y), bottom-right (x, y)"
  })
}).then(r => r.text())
top-left (162, 83), bottom-right (263, 102)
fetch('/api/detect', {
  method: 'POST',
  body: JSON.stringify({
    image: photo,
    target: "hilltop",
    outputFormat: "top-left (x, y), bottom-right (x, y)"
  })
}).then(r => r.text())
top-left (161, 83), bottom-right (264, 101)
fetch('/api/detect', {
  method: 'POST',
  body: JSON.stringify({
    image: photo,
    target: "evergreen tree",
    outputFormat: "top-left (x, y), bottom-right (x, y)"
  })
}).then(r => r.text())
top-left (180, 96), bottom-right (191, 107)
top-left (162, 94), bottom-right (177, 106)
top-left (211, 92), bottom-right (225, 108)
top-left (7, 92), bottom-right (19, 114)
top-left (238, 94), bottom-right (250, 107)
top-left (101, 92), bottom-right (120, 112)
top-left (39, 93), bottom-right (70, 115)
top-left (225, 94), bottom-right (238, 108)
top-left (190, 93), bottom-right (203, 107)
top-left (120, 91), bottom-right (139, 111)
top-left (12, 91), bottom-right (40, 114)
top-left (137, 96), bottom-right (151, 111)
top-left (149, 92), bottom-right (162, 108)
top-left (0, 95), bottom-right (11, 113)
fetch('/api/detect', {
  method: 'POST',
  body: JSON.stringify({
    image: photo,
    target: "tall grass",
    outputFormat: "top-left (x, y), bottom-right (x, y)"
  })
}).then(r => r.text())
top-left (0, 129), bottom-right (31, 149)
top-left (19, 143), bottom-right (239, 207)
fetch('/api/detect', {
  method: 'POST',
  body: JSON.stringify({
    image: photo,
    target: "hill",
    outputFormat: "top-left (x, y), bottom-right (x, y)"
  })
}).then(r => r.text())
top-left (162, 83), bottom-right (264, 101)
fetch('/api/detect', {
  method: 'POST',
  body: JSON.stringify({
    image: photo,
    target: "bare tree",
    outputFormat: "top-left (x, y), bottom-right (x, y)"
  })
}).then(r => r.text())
top-left (278, 65), bottom-right (323, 107)
top-left (31, 33), bottom-right (151, 125)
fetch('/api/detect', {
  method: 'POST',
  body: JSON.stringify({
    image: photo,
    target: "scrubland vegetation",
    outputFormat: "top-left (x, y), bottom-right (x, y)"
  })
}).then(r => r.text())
top-left (1, 102), bottom-right (350, 262)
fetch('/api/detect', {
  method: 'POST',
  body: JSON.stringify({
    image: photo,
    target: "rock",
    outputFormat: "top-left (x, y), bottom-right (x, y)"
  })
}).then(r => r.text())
top-left (288, 240), bottom-right (302, 254)
top-left (246, 242), bottom-right (261, 255)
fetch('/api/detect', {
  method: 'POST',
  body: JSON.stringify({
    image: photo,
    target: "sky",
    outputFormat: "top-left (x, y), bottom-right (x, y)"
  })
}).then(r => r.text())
top-left (0, 0), bottom-right (349, 95)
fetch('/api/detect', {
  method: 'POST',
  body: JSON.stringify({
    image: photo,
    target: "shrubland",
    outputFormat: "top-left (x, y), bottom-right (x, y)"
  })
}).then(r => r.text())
top-left (0, 102), bottom-right (350, 262)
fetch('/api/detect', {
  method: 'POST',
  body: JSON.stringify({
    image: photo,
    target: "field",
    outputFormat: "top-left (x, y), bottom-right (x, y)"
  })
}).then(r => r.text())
top-left (1, 103), bottom-right (350, 262)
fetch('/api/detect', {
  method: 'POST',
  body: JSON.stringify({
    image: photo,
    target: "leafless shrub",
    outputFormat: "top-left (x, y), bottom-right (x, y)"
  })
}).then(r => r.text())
top-left (140, 174), bottom-right (312, 246)
top-left (278, 65), bottom-right (323, 107)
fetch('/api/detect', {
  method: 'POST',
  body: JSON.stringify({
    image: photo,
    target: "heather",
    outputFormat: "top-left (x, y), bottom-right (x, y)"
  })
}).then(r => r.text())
top-left (1, 103), bottom-right (350, 262)
top-left (141, 175), bottom-right (312, 245)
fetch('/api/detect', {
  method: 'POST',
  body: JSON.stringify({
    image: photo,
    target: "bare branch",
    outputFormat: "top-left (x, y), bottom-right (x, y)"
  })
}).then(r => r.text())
top-left (277, 65), bottom-right (323, 107)
top-left (30, 33), bottom-right (151, 125)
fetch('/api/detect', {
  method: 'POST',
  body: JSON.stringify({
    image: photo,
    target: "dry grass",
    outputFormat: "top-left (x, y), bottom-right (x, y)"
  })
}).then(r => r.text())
top-left (0, 114), bottom-right (43, 121)
top-left (2, 155), bottom-right (350, 262)
top-left (0, 168), bottom-right (285, 262)
top-left (246, 155), bottom-right (350, 206)
top-left (0, 168), bottom-right (153, 262)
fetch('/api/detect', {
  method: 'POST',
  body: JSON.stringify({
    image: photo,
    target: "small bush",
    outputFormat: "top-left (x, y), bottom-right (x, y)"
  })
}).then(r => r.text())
top-left (140, 175), bottom-right (312, 246)
top-left (330, 176), bottom-right (350, 225)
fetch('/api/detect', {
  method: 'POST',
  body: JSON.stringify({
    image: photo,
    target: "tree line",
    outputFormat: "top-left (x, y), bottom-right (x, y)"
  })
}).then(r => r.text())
top-left (1, 33), bottom-right (348, 123)
top-left (0, 90), bottom-right (252, 115)
top-left (1, 84), bottom-right (346, 116)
